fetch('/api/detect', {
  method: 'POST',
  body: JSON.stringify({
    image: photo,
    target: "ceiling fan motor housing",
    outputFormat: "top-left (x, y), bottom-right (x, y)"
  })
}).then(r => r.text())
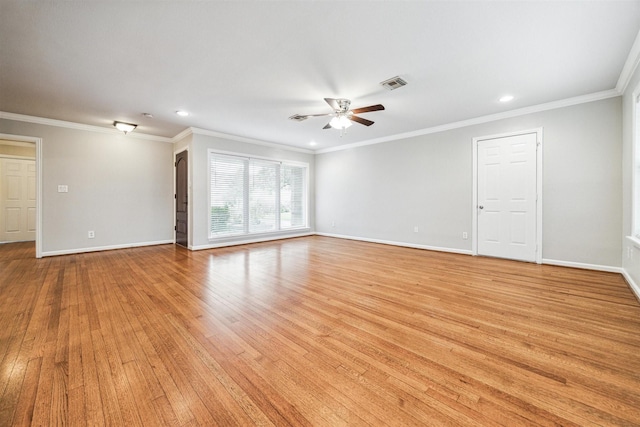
top-left (336, 98), bottom-right (351, 112)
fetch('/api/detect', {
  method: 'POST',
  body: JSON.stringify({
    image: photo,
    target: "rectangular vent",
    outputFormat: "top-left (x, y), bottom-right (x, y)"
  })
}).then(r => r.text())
top-left (289, 114), bottom-right (308, 122)
top-left (380, 76), bottom-right (407, 90)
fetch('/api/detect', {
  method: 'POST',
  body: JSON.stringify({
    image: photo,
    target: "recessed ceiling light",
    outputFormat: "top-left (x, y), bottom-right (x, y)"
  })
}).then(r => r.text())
top-left (309, 141), bottom-right (317, 146)
top-left (499, 95), bottom-right (514, 103)
top-left (176, 110), bottom-right (189, 117)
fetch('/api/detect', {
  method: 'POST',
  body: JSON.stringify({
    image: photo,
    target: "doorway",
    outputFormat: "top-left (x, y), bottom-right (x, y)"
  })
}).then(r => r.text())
top-left (472, 129), bottom-right (542, 263)
top-left (0, 136), bottom-right (41, 257)
top-left (175, 150), bottom-right (188, 248)
top-left (0, 157), bottom-right (36, 242)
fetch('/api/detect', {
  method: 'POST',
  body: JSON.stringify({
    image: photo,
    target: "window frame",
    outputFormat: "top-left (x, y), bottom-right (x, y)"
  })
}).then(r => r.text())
top-left (207, 149), bottom-right (309, 240)
top-left (633, 83), bottom-right (640, 241)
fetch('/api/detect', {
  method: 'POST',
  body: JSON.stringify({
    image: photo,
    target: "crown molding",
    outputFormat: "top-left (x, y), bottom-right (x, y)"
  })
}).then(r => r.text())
top-left (316, 89), bottom-right (620, 154)
top-left (617, 28), bottom-right (640, 94)
top-left (317, 29), bottom-right (640, 155)
top-left (189, 127), bottom-right (314, 154)
top-left (0, 111), bottom-right (174, 143)
top-left (171, 127), bottom-right (193, 143)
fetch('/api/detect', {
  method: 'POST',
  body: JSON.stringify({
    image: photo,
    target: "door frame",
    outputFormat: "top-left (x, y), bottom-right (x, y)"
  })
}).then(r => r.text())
top-left (173, 147), bottom-right (190, 248)
top-left (0, 133), bottom-right (42, 258)
top-left (472, 128), bottom-right (543, 263)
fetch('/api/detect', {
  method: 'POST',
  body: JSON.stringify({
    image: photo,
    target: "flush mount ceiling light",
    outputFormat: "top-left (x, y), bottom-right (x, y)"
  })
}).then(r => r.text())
top-left (176, 110), bottom-right (189, 117)
top-left (499, 95), bottom-right (514, 103)
top-left (113, 121), bottom-right (137, 134)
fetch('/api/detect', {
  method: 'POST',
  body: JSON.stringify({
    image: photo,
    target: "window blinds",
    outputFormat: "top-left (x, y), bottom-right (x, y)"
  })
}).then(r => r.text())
top-left (209, 152), bottom-right (307, 238)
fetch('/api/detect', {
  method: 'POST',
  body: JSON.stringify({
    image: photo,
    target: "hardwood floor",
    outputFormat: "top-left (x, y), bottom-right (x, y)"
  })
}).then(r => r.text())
top-left (1, 236), bottom-right (639, 426)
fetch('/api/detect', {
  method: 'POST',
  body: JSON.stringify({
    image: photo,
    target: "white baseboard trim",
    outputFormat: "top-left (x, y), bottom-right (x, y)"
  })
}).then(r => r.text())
top-left (541, 258), bottom-right (622, 274)
top-left (41, 239), bottom-right (174, 257)
top-left (315, 233), bottom-right (626, 274)
top-left (315, 232), bottom-right (473, 256)
top-left (38, 236), bottom-right (639, 300)
top-left (621, 270), bottom-right (640, 301)
top-left (191, 231), bottom-right (314, 250)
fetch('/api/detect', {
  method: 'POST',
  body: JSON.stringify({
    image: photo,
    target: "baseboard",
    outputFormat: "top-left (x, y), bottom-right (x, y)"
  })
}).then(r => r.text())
top-left (41, 239), bottom-right (174, 257)
top-left (314, 232), bottom-right (473, 256)
top-left (541, 258), bottom-right (622, 273)
top-left (191, 231), bottom-right (314, 250)
top-left (621, 269), bottom-right (640, 302)
top-left (38, 236), bottom-right (638, 302)
top-left (315, 233), bottom-right (626, 275)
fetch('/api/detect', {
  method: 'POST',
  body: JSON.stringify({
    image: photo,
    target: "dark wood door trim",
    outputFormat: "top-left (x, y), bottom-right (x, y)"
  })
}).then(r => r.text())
top-left (175, 151), bottom-right (188, 248)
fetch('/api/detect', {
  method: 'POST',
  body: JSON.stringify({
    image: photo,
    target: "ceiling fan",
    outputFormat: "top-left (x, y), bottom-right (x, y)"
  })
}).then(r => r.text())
top-left (290, 98), bottom-right (385, 135)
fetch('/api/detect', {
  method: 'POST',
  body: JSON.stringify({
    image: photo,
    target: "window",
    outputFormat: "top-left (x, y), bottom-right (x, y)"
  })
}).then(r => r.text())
top-left (209, 151), bottom-right (308, 238)
top-left (634, 90), bottom-right (640, 239)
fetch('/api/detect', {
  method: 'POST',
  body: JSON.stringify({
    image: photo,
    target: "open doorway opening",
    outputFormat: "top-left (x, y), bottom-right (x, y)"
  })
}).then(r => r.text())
top-left (0, 134), bottom-right (42, 258)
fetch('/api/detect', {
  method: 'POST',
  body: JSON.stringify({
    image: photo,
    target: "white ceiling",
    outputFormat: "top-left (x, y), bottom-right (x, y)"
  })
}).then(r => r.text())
top-left (1, 1), bottom-right (639, 150)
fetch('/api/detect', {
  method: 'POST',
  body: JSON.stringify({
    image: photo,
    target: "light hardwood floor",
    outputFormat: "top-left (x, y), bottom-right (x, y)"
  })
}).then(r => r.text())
top-left (1, 236), bottom-right (639, 426)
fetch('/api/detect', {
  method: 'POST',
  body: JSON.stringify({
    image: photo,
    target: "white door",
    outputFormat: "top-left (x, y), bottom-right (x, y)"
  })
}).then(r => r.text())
top-left (477, 133), bottom-right (537, 262)
top-left (0, 158), bottom-right (36, 242)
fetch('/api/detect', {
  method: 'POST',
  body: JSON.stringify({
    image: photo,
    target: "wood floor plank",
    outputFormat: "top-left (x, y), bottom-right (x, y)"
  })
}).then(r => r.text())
top-left (1, 238), bottom-right (640, 426)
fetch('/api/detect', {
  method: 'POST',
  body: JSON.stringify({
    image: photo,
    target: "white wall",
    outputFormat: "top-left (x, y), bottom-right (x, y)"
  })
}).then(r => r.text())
top-left (316, 97), bottom-right (622, 269)
top-left (185, 130), bottom-right (315, 249)
top-left (0, 118), bottom-right (174, 255)
top-left (0, 94), bottom-right (624, 271)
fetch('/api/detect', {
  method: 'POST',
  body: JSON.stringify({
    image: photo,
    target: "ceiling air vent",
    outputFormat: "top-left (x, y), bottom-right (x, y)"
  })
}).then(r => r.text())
top-left (289, 114), bottom-right (308, 122)
top-left (380, 76), bottom-right (407, 91)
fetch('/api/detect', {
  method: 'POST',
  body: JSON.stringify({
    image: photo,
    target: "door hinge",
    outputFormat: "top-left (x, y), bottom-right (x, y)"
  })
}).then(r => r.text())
top-left (174, 194), bottom-right (177, 199)
top-left (174, 226), bottom-right (177, 231)
top-left (174, 162), bottom-right (177, 167)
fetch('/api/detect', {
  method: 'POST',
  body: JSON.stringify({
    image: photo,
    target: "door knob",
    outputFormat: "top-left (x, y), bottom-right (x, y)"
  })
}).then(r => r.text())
top-left (479, 205), bottom-right (484, 209)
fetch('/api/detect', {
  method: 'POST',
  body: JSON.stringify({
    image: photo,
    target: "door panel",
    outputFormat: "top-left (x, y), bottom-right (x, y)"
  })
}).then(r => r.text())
top-left (6, 208), bottom-right (20, 232)
top-left (175, 151), bottom-right (188, 248)
top-left (27, 207), bottom-right (36, 232)
top-left (477, 133), bottom-right (537, 262)
top-left (1, 158), bottom-right (36, 242)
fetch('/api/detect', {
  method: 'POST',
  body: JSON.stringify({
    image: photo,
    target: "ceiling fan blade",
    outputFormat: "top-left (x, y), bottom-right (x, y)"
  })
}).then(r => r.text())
top-left (306, 113), bottom-right (333, 117)
top-left (322, 122), bottom-right (332, 129)
top-left (351, 104), bottom-right (385, 114)
top-left (349, 115), bottom-right (374, 126)
top-left (324, 98), bottom-right (340, 111)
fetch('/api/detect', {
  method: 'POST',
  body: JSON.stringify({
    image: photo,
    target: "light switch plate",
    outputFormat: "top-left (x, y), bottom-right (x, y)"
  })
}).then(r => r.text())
top-left (57, 185), bottom-right (68, 193)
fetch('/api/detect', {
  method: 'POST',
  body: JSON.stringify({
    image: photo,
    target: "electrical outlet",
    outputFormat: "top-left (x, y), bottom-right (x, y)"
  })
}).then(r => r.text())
top-left (57, 185), bottom-right (68, 193)
top-left (462, 232), bottom-right (468, 240)
top-left (331, 221), bottom-right (335, 227)
top-left (88, 230), bottom-right (95, 239)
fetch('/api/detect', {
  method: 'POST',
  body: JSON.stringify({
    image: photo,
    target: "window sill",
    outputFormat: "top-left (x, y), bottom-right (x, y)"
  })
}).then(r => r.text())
top-left (208, 227), bottom-right (312, 243)
top-left (626, 235), bottom-right (640, 249)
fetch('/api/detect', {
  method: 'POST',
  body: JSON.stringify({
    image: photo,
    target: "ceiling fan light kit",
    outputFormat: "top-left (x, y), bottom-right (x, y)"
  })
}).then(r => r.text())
top-left (330, 115), bottom-right (352, 130)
